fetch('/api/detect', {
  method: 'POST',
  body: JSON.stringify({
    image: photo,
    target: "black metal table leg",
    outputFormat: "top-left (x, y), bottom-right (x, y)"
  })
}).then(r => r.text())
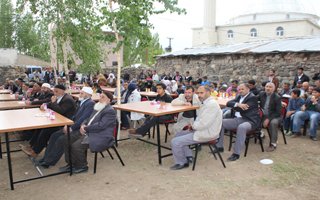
top-left (67, 126), bottom-right (73, 176)
top-left (156, 120), bottom-right (162, 165)
top-left (5, 133), bottom-right (14, 190)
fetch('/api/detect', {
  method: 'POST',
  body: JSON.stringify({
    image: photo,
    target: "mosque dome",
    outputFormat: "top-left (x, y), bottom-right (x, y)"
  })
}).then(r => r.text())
top-left (228, 0), bottom-right (320, 25)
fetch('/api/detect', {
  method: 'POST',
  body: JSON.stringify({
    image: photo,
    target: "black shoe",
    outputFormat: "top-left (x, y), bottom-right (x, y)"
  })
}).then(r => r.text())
top-left (170, 163), bottom-right (189, 170)
top-left (39, 162), bottom-right (50, 169)
top-left (310, 136), bottom-right (318, 141)
top-left (211, 147), bottom-right (224, 154)
top-left (59, 165), bottom-right (71, 172)
top-left (186, 156), bottom-right (193, 164)
top-left (73, 166), bottom-right (89, 174)
top-left (227, 153), bottom-right (240, 162)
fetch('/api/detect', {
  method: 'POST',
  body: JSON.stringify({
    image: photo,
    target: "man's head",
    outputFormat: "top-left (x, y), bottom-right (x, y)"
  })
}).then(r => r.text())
top-left (184, 86), bottom-right (195, 102)
top-left (197, 86), bottom-right (211, 102)
top-left (41, 83), bottom-right (51, 92)
top-left (176, 71), bottom-right (180, 76)
top-left (265, 82), bottom-right (276, 94)
top-left (269, 69), bottom-right (275, 77)
top-left (123, 82), bottom-right (129, 90)
top-left (53, 84), bottom-right (66, 97)
top-left (247, 80), bottom-right (256, 89)
top-left (311, 87), bottom-right (320, 98)
top-left (291, 89), bottom-right (301, 99)
top-left (302, 82), bottom-right (309, 91)
top-left (231, 80), bottom-right (239, 88)
top-left (15, 78), bottom-right (24, 86)
top-left (308, 85), bottom-right (315, 95)
top-left (297, 67), bottom-right (304, 75)
top-left (296, 80), bottom-right (302, 88)
top-left (156, 83), bottom-right (166, 96)
top-left (203, 76), bottom-right (208, 80)
top-left (282, 82), bottom-right (290, 91)
top-left (98, 91), bottom-right (113, 105)
top-left (238, 83), bottom-right (250, 97)
top-left (79, 87), bottom-right (93, 100)
top-left (186, 71), bottom-right (190, 75)
top-left (153, 70), bottom-right (157, 75)
top-left (33, 82), bottom-right (42, 93)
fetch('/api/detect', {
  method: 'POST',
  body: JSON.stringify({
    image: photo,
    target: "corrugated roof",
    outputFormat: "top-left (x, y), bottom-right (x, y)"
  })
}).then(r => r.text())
top-left (159, 36), bottom-right (320, 58)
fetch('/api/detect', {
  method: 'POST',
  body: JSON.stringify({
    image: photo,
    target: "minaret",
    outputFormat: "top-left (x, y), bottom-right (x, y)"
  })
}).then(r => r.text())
top-left (192, 0), bottom-right (218, 47)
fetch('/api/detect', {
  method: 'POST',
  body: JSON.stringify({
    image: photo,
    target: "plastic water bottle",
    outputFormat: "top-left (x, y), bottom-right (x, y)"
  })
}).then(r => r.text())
top-left (50, 111), bottom-right (55, 120)
top-left (43, 103), bottom-right (48, 111)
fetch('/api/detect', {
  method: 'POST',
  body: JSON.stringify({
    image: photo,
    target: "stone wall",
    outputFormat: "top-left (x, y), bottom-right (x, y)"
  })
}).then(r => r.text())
top-left (154, 52), bottom-right (320, 85)
top-left (0, 66), bottom-right (26, 84)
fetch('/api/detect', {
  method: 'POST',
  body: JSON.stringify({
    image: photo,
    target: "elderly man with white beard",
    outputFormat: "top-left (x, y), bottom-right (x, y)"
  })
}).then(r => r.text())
top-left (60, 91), bottom-right (117, 174)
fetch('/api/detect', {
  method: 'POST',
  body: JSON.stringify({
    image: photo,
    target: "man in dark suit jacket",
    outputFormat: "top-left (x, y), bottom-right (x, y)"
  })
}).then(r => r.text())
top-left (257, 82), bottom-right (282, 152)
top-left (62, 91), bottom-right (116, 174)
top-left (37, 87), bottom-right (95, 168)
top-left (216, 83), bottom-right (261, 161)
top-left (22, 84), bottom-right (77, 157)
top-left (293, 67), bottom-right (310, 88)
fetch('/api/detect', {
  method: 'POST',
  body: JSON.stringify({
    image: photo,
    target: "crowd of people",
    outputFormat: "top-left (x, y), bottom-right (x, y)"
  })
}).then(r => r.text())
top-left (0, 66), bottom-right (319, 171)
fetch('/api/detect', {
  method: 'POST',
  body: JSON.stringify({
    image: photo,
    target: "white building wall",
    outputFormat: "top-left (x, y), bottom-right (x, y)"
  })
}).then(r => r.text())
top-left (217, 20), bottom-right (320, 45)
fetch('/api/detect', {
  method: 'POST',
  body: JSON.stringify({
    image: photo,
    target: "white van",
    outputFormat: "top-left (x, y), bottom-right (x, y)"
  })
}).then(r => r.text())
top-left (26, 65), bottom-right (43, 80)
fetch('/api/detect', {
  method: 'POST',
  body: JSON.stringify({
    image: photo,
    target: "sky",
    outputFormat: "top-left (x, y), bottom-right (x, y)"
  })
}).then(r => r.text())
top-left (150, 0), bottom-right (320, 52)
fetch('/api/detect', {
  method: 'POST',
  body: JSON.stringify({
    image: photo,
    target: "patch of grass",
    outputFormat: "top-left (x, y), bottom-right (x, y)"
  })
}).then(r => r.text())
top-left (257, 161), bottom-right (313, 187)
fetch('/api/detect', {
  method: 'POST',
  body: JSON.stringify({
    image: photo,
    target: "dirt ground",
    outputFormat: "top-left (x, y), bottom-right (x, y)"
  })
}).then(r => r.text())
top-left (1, 127), bottom-right (320, 200)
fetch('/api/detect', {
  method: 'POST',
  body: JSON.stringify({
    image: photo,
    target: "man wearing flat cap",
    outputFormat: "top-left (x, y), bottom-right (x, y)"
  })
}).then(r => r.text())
top-left (37, 87), bottom-right (95, 168)
top-left (21, 84), bottom-right (77, 158)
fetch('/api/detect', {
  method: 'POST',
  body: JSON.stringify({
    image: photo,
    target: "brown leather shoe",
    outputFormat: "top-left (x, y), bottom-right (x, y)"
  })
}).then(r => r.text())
top-left (21, 146), bottom-right (38, 158)
top-left (266, 145), bottom-right (276, 152)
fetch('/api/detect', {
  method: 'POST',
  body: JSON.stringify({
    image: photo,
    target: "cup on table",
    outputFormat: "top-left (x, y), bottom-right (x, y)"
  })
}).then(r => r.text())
top-left (159, 101), bottom-right (166, 109)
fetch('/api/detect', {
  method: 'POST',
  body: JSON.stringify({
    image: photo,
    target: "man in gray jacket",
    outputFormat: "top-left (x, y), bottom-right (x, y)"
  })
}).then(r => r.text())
top-left (170, 86), bottom-right (222, 170)
top-left (171, 86), bottom-right (201, 134)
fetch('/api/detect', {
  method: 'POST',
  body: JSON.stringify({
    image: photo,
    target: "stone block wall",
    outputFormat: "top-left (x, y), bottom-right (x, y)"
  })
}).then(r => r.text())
top-left (0, 66), bottom-right (26, 85)
top-left (155, 52), bottom-right (320, 86)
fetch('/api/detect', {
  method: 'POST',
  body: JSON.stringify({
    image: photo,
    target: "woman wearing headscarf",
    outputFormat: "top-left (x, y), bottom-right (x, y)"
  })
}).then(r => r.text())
top-left (120, 83), bottom-right (144, 130)
top-left (106, 73), bottom-right (116, 87)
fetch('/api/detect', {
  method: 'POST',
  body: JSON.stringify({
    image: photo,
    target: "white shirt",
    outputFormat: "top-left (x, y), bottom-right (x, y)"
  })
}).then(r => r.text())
top-left (234, 92), bottom-right (250, 118)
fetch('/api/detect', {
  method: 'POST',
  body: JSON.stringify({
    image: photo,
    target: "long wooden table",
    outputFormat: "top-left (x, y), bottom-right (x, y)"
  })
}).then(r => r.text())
top-left (0, 94), bottom-right (18, 101)
top-left (0, 101), bottom-right (39, 110)
top-left (0, 89), bottom-right (11, 94)
top-left (0, 108), bottom-right (74, 190)
top-left (113, 101), bottom-right (199, 164)
top-left (100, 86), bottom-right (116, 93)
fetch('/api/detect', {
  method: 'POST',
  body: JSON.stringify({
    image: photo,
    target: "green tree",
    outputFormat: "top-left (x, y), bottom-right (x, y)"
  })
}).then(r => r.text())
top-left (0, 0), bottom-right (14, 48)
top-left (15, 14), bottom-right (50, 61)
top-left (124, 31), bottom-right (164, 67)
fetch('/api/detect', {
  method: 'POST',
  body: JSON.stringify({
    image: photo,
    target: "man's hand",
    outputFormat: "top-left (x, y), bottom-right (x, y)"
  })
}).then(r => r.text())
top-left (263, 118), bottom-right (270, 128)
top-left (80, 125), bottom-right (87, 135)
top-left (25, 100), bottom-right (31, 105)
top-left (301, 105), bottom-right (306, 111)
top-left (238, 103), bottom-right (249, 110)
top-left (63, 125), bottom-right (68, 134)
top-left (51, 96), bottom-right (57, 103)
top-left (40, 103), bottom-right (45, 111)
top-left (184, 102), bottom-right (192, 106)
top-left (286, 111), bottom-right (294, 118)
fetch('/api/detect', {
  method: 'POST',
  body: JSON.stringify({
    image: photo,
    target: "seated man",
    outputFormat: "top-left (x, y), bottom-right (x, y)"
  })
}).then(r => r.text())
top-left (27, 83), bottom-right (54, 105)
top-left (283, 89), bottom-right (305, 135)
top-left (37, 87), bottom-right (95, 168)
top-left (61, 91), bottom-right (116, 173)
top-left (170, 86), bottom-right (222, 170)
top-left (216, 83), bottom-right (260, 161)
top-left (21, 84), bottom-right (77, 157)
top-left (171, 86), bottom-right (201, 134)
top-left (128, 83), bottom-right (173, 138)
top-left (292, 87), bottom-right (320, 141)
top-left (257, 82), bottom-right (282, 152)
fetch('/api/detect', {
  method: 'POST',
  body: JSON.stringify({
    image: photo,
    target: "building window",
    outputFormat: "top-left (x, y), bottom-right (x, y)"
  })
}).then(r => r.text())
top-left (250, 28), bottom-right (257, 37)
top-left (276, 26), bottom-right (284, 36)
top-left (112, 61), bottom-right (118, 66)
top-left (227, 30), bottom-right (234, 38)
